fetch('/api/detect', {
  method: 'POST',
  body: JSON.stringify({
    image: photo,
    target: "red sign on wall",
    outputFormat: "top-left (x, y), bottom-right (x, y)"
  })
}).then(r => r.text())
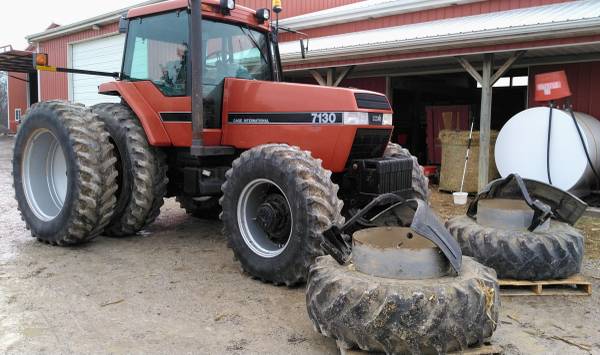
top-left (534, 71), bottom-right (571, 102)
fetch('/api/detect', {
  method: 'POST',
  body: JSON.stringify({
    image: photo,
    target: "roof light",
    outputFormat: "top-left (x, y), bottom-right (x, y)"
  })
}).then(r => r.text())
top-left (272, 0), bottom-right (282, 13)
top-left (220, 0), bottom-right (235, 14)
top-left (255, 8), bottom-right (270, 23)
top-left (34, 53), bottom-right (48, 67)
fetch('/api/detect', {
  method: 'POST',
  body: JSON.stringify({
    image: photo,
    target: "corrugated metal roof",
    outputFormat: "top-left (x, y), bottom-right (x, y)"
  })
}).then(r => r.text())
top-left (279, 0), bottom-right (484, 30)
top-left (280, 0), bottom-right (600, 62)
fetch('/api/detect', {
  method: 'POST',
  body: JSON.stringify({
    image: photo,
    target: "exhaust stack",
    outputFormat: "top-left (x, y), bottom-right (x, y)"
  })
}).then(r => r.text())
top-left (189, 0), bottom-right (205, 156)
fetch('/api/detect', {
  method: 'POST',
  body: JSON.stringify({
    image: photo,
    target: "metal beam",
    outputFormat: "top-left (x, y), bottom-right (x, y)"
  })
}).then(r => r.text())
top-left (333, 66), bottom-right (355, 87)
top-left (490, 50), bottom-right (526, 85)
top-left (309, 69), bottom-right (326, 86)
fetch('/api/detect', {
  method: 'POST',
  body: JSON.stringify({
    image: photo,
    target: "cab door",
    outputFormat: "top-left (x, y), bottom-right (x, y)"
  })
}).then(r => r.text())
top-left (120, 9), bottom-right (222, 147)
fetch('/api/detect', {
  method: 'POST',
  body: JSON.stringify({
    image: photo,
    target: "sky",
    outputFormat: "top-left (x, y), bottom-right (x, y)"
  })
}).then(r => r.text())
top-left (0, 0), bottom-right (148, 50)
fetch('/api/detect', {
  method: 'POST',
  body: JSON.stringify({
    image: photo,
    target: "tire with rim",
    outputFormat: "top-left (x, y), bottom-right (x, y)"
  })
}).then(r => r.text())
top-left (91, 103), bottom-right (168, 236)
top-left (177, 195), bottom-right (221, 220)
top-left (446, 216), bottom-right (584, 280)
top-left (307, 256), bottom-right (500, 354)
top-left (220, 144), bottom-right (344, 286)
top-left (13, 100), bottom-right (118, 245)
top-left (384, 142), bottom-right (429, 200)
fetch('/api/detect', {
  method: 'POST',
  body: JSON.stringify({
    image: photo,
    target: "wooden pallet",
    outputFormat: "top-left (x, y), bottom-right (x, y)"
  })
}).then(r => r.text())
top-left (337, 341), bottom-right (502, 355)
top-left (499, 274), bottom-right (592, 296)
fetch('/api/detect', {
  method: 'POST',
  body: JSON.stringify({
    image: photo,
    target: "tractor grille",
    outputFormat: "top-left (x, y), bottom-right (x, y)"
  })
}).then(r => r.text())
top-left (354, 93), bottom-right (391, 110)
top-left (347, 128), bottom-right (392, 162)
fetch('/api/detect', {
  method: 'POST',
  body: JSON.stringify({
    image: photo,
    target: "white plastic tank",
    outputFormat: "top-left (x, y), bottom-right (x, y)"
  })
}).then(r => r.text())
top-left (495, 107), bottom-right (600, 196)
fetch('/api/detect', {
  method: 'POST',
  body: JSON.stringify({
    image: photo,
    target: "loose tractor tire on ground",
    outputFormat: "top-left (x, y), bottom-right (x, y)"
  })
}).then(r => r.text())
top-left (13, 0), bottom-right (428, 285)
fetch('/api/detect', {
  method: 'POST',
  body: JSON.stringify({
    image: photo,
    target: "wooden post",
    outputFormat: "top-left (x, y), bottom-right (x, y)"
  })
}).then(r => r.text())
top-left (333, 66), bottom-right (355, 87)
top-left (310, 66), bottom-right (355, 87)
top-left (309, 70), bottom-right (326, 86)
top-left (455, 51), bottom-right (526, 191)
top-left (479, 53), bottom-right (493, 191)
top-left (326, 68), bottom-right (334, 86)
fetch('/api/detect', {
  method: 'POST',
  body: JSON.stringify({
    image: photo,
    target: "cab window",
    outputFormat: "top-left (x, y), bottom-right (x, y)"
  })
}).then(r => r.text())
top-left (122, 11), bottom-right (189, 96)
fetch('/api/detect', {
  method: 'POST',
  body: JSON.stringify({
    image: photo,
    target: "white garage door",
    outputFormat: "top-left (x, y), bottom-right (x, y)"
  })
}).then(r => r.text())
top-left (71, 34), bottom-right (125, 106)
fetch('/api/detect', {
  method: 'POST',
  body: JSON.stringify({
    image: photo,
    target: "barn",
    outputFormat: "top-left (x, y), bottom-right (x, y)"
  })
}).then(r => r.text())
top-left (3, 0), bottom-right (600, 189)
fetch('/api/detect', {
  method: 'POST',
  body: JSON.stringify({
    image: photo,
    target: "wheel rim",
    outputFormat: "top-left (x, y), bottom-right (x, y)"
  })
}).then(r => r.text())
top-left (22, 129), bottom-right (68, 221)
top-left (237, 178), bottom-right (293, 258)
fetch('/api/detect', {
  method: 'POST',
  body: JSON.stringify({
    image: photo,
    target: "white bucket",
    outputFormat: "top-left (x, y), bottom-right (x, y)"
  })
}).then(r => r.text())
top-left (452, 192), bottom-right (468, 205)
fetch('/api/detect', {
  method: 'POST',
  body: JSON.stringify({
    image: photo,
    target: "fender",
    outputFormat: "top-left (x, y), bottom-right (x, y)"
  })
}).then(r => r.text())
top-left (99, 81), bottom-right (172, 146)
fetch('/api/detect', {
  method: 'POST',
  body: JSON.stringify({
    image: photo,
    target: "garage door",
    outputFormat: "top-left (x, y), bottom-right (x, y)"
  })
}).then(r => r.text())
top-left (71, 34), bottom-right (125, 106)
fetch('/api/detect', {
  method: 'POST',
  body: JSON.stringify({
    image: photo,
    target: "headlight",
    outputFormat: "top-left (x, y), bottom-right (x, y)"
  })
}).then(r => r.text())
top-left (255, 8), bottom-right (270, 23)
top-left (383, 114), bottom-right (393, 125)
top-left (220, 0), bottom-right (235, 14)
top-left (343, 112), bottom-right (369, 125)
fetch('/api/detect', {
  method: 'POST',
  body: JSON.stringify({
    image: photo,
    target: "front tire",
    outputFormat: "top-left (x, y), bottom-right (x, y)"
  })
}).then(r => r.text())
top-left (91, 103), bottom-right (168, 237)
top-left (220, 144), bottom-right (343, 286)
top-left (13, 100), bottom-right (118, 245)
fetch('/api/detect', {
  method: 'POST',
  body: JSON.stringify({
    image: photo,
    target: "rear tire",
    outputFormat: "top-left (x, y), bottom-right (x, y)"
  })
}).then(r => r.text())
top-left (91, 103), bottom-right (168, 236)
top-left (384, 142), bottom-right (429, 200)
top-left (446, 216), bottom-right (584, 280)
top-left (220, 144), bottom-right (343, 286)
top-left (13, 100), bottom-right (118, 245)
top-left (177, 195), bottom-right (221, 220)
top-left (307, 256), bottom-right (500, 354)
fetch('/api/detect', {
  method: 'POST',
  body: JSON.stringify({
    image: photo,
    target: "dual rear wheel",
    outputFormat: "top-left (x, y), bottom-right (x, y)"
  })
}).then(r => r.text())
top-left (13, 101), bottom-right (168, 245)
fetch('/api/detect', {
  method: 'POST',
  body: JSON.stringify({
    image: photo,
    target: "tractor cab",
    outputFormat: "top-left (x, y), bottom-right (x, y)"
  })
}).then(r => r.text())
top-left (119, 1), bottom-right (277, 130)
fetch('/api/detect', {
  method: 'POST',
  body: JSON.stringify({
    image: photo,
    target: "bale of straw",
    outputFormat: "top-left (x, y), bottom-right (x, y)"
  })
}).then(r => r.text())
top-left (439, 130), bottom-right (500, 193)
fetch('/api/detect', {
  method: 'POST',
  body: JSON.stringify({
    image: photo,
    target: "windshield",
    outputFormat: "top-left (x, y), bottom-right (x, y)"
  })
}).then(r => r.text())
top-left (203, 20), bottom-right (272, 85)
top-left (121, 10), bottom-right (273, 97)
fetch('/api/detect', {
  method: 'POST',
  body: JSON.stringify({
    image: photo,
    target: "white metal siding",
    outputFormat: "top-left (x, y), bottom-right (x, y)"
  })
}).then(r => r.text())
top-left (71, 34), bottom-right (125, 106)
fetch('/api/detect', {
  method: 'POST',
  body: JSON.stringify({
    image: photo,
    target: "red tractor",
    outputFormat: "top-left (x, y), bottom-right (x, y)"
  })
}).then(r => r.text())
top-left (13, 0), bottom-right (428, 285)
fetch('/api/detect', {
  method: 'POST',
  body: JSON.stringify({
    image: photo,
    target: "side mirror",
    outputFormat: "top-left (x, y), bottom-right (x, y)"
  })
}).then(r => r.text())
top-left (118, 15), bottom-right (129, 34)
top-left (300, 39), bottom-right (308, 59)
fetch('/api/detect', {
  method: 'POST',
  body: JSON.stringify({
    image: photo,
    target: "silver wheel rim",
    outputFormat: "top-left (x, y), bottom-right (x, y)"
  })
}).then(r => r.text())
top-left (237, 178), bottom-right (293, 258)
top-left (22, 129), bottom-right (68, 221)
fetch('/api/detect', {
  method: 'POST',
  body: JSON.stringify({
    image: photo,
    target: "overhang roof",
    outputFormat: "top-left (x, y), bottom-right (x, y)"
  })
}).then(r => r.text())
top-left (0, 46), bottom-right (34, 73)
top-left (280, 0), bottom-right (600, 67)
top-left (279, 0), bottom-right (485, 30)
top-left (26, 0), bottom-right (163, 42)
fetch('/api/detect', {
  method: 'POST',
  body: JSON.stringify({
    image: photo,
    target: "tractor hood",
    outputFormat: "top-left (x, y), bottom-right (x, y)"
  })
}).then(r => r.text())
top-left (222, 78), bottom-right (393, 124)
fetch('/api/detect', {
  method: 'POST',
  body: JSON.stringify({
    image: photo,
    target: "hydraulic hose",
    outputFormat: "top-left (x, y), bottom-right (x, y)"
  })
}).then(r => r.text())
top-left (546, 104), bottom-right (553, 185)
top-left (567, 103), bottom-right (600, 189)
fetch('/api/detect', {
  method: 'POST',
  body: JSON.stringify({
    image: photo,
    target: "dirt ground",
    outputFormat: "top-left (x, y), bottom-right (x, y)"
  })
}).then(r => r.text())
top-left (1, 135), bottom-right (599, 354)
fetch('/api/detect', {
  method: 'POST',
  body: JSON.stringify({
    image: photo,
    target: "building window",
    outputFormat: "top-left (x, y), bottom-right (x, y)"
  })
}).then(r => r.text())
top-left (15, 108), bottom-right (22, 123)
top-left (477, 76), bottom-right (528, 88)
top-left (511, 76), bottom-right (529, 87)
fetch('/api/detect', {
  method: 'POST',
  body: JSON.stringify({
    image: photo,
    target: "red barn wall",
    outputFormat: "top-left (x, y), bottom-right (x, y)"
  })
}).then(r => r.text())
top-left (340, 77), bottom-right (386, 95)
top-left (528, 61), bottom-right (600, 119)
top-left (237, 0), bottom-right (363, 18)
top-left (292, 76), bottom-right (387, 95)
top-left (38, 22), bottom-right (119, 101)
top-left (7, 72), bottom-right (29, 133)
